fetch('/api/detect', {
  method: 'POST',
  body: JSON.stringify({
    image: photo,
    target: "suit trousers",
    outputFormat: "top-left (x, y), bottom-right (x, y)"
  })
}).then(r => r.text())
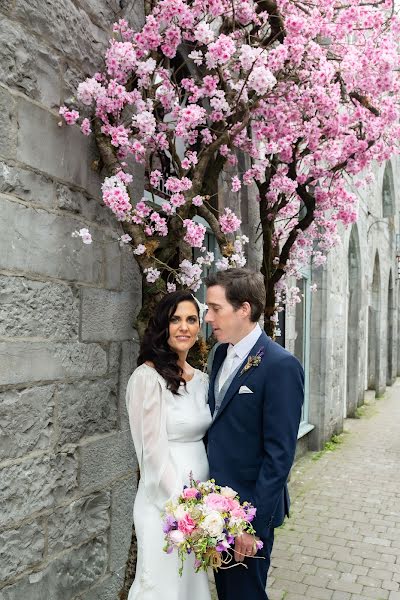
top-left (214, 528), bottom-right (275, 600)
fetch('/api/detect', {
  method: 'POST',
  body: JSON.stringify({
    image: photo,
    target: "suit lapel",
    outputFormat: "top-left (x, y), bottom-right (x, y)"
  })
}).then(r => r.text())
top-left (208, 343), bottom-right (228, 416)
top-left (211, 332), bottom-right (270, 425)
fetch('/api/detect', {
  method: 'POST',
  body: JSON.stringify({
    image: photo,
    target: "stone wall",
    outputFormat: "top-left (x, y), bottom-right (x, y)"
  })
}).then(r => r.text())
top-left (0, 1), bottom-right (144, 598)
top-left (307, 158), bottom-right (400, 449)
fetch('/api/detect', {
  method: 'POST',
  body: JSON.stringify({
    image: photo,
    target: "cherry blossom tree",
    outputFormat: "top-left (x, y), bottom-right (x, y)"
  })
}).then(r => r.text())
top-left (60, 0), bottom-right (400, 590)
top-left (62, 0), bottom-right (400, 340)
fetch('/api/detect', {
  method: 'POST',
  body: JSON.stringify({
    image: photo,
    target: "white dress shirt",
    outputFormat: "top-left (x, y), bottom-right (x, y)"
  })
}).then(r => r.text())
top-left (218, 323), bottom-right (262, 391)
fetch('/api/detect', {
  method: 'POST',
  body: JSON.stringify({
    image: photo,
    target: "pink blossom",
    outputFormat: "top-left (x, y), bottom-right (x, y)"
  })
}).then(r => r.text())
top-left (119, 234), bottom-right (132, 244)
top-left (72, 228), bottom-right (92, 244)
top-left (59, 106), bottom-right (79, 125)
top-left (192, 195), bottom-right (204, 206)
top-left (133, 244), bottom-right (146, 255)
top-left (150, 170), bottom-right (162, 187)
top-left (183, 220), bottom-right (206, 248)
top-left (101, 176), bottom-right (132, 220)
top-left (219, 208), bottom-right (241, 234)
top-left (231, 176), bottom-right (241, 192)
top-left (144, 267), bottom-right (161, 282)
top-left (80, 118), bottom-right (91, 136)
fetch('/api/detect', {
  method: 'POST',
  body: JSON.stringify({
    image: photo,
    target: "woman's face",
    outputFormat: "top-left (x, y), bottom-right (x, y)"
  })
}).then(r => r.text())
top-left (167, 300), bottom-right (200, 356)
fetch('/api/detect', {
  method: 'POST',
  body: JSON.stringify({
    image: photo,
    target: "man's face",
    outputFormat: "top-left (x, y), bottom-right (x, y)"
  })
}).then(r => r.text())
top-left (205, 285), bottom-right (244, 344)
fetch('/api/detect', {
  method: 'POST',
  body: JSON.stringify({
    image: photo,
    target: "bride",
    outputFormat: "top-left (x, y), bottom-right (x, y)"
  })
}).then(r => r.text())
top-left (126, 290), bottom-right (212, 600)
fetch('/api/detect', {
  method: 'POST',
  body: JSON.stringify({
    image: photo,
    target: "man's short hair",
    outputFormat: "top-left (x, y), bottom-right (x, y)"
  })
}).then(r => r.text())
top-left (205, 268), bottom-right (266, 322)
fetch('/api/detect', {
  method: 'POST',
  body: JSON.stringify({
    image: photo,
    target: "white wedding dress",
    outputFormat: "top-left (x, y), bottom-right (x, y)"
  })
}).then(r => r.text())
top-left (126, 363), bottom-right (212, 600)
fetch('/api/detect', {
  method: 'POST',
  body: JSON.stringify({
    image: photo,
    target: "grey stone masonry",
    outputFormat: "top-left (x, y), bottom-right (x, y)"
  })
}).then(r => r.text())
top-left (266, 383), bottom-right (400, 600)
top-left (0, 1), bottom-right (144, 598)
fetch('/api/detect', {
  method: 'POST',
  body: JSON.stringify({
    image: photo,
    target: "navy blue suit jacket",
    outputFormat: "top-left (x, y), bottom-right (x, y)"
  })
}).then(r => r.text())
top-left (207, 331), bottom-right (304, 536)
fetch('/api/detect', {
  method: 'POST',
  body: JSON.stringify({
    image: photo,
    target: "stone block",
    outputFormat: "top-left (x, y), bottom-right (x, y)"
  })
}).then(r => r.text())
top-left (0, 161), bottom-right (55, 208)
top-left (15, 0), bottom-right (108, 70)
top-left (79, 430), bottom-right (136, 491)
top-left (121, 0), bottom-right (145, 30)
top-left (0, 385), bottom-right (55, 460)
top-left (0, 276), bottom-right (79, 339)
top-left (71, 0), bottom-right (120, 32)
top-left (0, 0), bottom-right (14, 15)
top-left (0, 86), bottom-right (16, 159)
top-left (119, 340), bottom-right (138, 430)
top-left (47, 492), bottom-right (110, 553)
top-left (0, 521), bottom-right (45, 581)
top-left (16, 98), bottom-right (101, 196)
top-left (55, 183), bottom-right (116, 228)
top-left (120, 245), bottom-right (142, 293)
top-left (57, 378), bottom-right (118, 446)
top-left (77, 574), bottom-right (122, 600)
top-left (80, 288), bottom-right (138, 342)
top-left (0, 453), bottom-right (78, 527)
top-left (0, 536), bottom-right (108, 600)
top-left (0, 196), bottom-right (120, 288)
top-left (109, 476), bottom-right (136, 573)
top-left (0, 341), bottom-right (107, 386)
top-left (0, 17), bottom-right (60, 108)
top-left (108, 342), bottom-right (121, 374)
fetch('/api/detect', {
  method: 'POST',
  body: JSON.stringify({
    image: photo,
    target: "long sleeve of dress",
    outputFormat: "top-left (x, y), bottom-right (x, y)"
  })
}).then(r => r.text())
top-left (126, 366), bottom-right (181, 510)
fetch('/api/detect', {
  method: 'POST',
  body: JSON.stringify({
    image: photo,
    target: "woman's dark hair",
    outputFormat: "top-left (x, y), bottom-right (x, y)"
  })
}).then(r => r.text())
top-left (137, 290), bottom-right (200, 394)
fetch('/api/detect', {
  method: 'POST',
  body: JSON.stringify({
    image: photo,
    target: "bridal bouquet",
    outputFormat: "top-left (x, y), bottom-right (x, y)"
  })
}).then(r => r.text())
top-left (162, 475), bottom-right (262, 575)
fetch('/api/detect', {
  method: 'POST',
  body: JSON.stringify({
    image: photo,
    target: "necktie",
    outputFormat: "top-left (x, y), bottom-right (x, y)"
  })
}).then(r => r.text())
top-left (218, 345), bottom-right (237, 391)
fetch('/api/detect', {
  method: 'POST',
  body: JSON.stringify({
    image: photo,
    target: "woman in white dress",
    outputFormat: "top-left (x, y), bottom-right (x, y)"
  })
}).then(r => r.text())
top-left (126, 290), bottom-right (212, 600)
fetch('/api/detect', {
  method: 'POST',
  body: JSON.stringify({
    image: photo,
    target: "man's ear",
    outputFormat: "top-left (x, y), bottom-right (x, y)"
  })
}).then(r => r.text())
top-left (241, 301), bottom-right (252, 318)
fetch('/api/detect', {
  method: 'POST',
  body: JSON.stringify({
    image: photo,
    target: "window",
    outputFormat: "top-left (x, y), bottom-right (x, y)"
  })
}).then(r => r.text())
top-left (382, 162), bottom-right (395, 218)
top-left (293, 271), bottom-right (311, 431)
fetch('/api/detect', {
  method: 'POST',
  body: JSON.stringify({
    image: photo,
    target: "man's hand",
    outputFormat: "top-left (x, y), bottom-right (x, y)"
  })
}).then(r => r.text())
top-left (234, 532), bottom-right (257, 562)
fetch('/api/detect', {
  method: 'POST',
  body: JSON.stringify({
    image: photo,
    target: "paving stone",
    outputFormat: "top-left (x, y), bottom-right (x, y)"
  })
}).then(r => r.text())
top-left (267, 384), bottom-right (400, 600)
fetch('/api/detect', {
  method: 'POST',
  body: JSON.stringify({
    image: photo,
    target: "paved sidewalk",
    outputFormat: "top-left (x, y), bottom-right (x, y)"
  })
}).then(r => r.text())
top-left (268, 381), bottom-right (400, 600)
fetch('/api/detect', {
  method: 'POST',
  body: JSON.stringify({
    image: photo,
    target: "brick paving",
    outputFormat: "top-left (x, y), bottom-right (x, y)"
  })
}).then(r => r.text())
top-left (210, 382), bottom-right (400, 599)
top-left (267, 382), bottom-right (400, 600)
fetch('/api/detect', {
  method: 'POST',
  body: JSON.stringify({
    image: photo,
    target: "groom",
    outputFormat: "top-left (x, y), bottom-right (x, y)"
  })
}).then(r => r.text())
top-left (205, 268), bottom-right (304, 600)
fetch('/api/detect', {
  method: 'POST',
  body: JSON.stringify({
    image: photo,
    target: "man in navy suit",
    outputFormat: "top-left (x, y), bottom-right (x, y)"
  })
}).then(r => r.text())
top-left (205, 268), bottom-right (304, 600)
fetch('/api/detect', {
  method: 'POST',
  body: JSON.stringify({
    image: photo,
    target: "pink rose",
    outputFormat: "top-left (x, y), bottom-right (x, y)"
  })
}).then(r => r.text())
top-left (231, 507), bottom-right (247, 519)
top-left (178, 513), bottom-right (196, 535)
top-left (205, 493), bottom-right (233, 512)
top-left (182, 487), bottom-right (199, 499)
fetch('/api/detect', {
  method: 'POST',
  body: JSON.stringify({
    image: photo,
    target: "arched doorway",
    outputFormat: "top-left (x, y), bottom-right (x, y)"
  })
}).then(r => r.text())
top-left (346, 226), bottom-right (361, 416)
top-left (387, 271), bottom-right (395, 385)
top-left (367, 253), bottom-right (381, 393)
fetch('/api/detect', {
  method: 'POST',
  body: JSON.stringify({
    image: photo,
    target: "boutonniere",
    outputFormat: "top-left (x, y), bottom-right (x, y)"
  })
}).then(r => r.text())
top-left (239, 347), bottom-right (265, 376)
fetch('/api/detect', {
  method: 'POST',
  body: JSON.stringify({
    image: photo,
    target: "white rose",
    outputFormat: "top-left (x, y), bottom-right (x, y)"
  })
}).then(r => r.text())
top-left (174, 505), bottom-right (187, 520)
top-left (220, 486), bottom-right (237, 499)
top-left (169, 530), bottom-right (185, 545)
top-left (202, 511), bottom-right (225, 537)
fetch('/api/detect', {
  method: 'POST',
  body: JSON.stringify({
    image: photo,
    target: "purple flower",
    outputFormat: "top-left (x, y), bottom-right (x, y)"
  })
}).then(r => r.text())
top-left (162, 515), bottom-right (177, 534)
top-left (255, 540), bottom-right (264, 551)
top-left (216, 543), bottom-right (226, 552)
top-left (245, 507), bottom-right (257, 522)
top-left (166, 545), bottom-right (174, 554)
